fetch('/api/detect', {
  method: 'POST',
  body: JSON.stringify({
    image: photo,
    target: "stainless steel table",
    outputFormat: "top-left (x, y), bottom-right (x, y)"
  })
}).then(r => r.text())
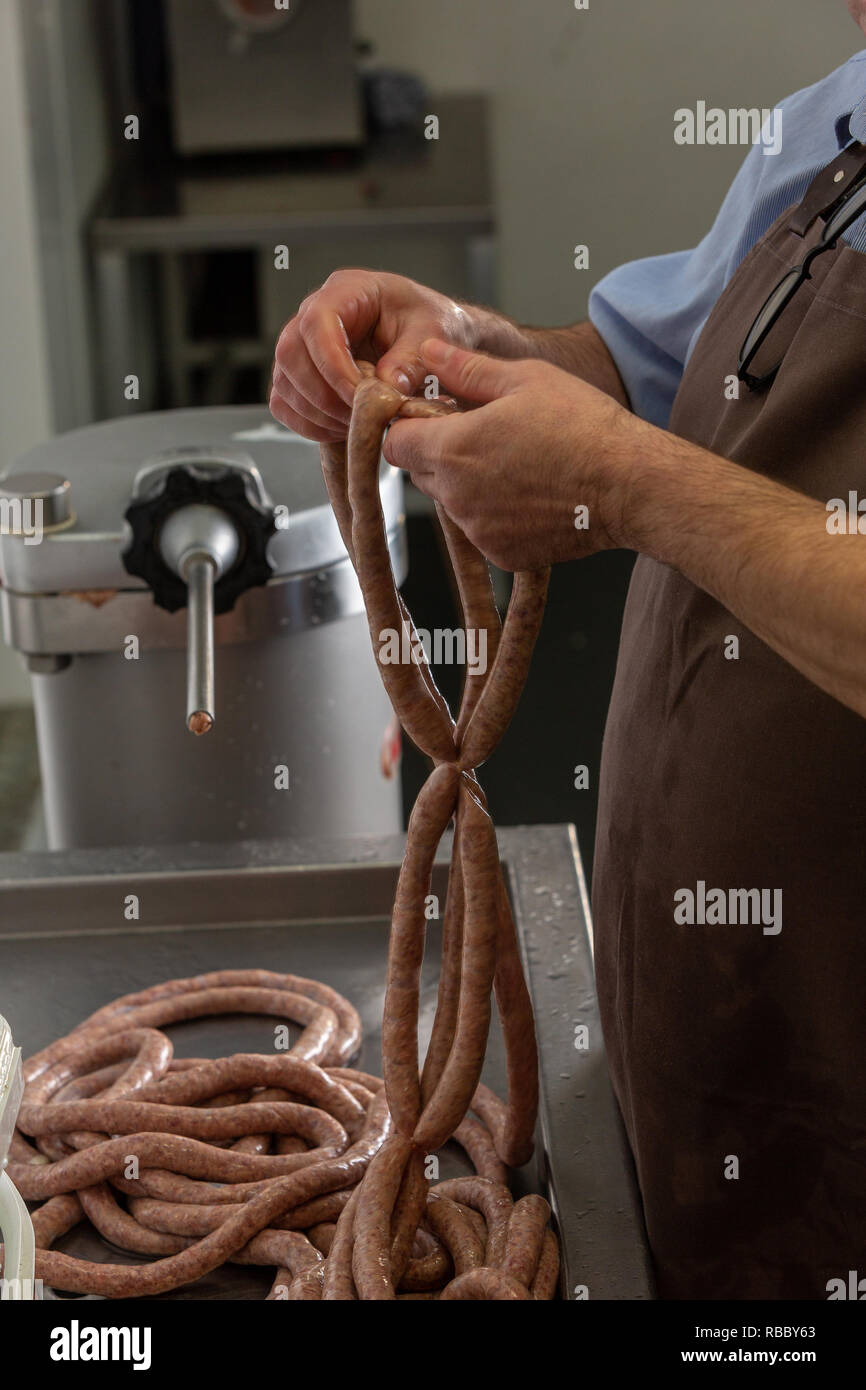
top-left (0, 823), bottom-right (653, 1300)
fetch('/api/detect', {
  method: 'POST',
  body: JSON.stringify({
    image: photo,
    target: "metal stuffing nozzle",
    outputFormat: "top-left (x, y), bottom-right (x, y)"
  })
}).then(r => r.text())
top-left (158, 505), bottom-right (241, 735)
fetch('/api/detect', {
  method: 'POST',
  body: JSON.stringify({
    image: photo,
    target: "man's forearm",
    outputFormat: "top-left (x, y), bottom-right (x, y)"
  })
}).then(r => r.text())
top-left (617, 422), bottom-right (866, 718)
top-left (468, 307), bottom-right (631, 408)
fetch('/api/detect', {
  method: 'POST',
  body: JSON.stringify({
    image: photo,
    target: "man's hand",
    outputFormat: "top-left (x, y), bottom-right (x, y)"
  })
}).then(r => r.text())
top-left (268, 268), bottom-right (631, 444)
top-left (269, 270), bottom-right (477, 442)
top-left (383, 339), bottom-right (634, 571)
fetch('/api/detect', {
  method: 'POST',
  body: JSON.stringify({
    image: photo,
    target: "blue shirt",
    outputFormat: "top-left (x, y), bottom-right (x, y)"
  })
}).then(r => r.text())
top-left (588, 51), bottom-right (866, 427)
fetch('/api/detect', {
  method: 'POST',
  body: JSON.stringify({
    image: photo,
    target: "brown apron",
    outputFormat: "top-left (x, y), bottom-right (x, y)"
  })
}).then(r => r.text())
top-left (593, 145), bottom-right (866, 1300)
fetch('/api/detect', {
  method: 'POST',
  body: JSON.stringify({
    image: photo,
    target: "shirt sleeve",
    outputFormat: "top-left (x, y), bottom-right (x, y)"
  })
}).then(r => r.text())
top-left (588, 149), bottom-right (772, 427)
top-left (587, 62), bottom-right (860, 428)
top-left (589, 251), bottom-right (703, 428)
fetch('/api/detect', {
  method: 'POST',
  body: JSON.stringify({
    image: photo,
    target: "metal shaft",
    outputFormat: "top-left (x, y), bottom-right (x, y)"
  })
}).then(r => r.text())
top-left (158, 504), bottom-right (241, 736)
top-left (184, 554), bottom-right (216, 735)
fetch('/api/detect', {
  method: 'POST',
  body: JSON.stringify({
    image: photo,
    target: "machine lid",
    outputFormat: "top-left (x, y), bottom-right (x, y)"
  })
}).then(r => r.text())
top-left (0, 407), bottom-right (403, 595)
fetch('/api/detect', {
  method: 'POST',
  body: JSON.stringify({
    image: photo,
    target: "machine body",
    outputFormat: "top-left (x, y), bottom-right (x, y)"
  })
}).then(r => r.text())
top-left (0, 408), bottom-right (406, 849)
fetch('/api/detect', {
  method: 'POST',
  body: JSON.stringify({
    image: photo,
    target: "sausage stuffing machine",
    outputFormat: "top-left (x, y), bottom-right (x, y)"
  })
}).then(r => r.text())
top-left (0, 408), bottom-right (403, 849)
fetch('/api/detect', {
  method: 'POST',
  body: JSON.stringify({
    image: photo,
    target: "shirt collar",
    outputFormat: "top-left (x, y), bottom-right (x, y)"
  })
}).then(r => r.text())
top-left (840, 93), bottom-right (866, 147)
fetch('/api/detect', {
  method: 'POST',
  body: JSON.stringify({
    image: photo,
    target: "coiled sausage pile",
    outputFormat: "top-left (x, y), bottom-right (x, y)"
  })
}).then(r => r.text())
top-left (6, 365), bottom-right (556, 1299)
top-left (8, 971), bottom-right (557, 1298)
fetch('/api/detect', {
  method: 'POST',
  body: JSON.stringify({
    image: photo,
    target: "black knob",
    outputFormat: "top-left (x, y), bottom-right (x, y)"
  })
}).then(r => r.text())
top-left (122, 462), bottom-right (277, 614)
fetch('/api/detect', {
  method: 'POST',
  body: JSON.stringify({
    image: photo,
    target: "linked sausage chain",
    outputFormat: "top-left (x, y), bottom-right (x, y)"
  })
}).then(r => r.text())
top-left (5, 366), bottom-right (556, 1299)
top-left (316, 363), bottom-right (553, 1298)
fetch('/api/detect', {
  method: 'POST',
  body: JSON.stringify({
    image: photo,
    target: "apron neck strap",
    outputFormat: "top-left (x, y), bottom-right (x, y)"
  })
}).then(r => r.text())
top-left (789, 141), bottom-right (866, 237)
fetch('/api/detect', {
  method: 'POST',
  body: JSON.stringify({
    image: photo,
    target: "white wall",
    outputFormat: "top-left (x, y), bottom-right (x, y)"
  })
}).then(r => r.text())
top-left (356, 0), bottom-right (861, 322)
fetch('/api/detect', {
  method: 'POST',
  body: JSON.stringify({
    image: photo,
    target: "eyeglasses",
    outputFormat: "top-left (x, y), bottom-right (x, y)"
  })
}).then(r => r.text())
top-left (738, 174), bottom-right (866, 391)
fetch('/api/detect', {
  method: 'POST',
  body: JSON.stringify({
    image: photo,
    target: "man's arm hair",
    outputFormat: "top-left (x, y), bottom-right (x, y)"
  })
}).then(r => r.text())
top-left (468, 308), bottom-right (631, 409)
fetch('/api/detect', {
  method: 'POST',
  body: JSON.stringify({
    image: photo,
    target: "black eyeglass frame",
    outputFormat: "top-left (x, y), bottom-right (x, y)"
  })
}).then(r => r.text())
top-left (737, 173), bottom-right (866, 391)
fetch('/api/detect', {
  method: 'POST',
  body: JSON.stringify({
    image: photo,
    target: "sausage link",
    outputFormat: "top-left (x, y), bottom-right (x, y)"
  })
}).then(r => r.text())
top-left (75, 970), bottom-right (361, 1063)
top-left (433, 1176), bottom-right (514, 1268)
top-left (388, 1146), bottom-right (429, 1289)
top-left (458, 568), bottom-right (550, 772)
top-left (531, 1228), bottom-right (561, 1300)
top-left (488, 877), bottom-right (540, 1167)
top-left (351, 1134), bottom-right (413, 1300)
top-left (381, 761), bottom-right (460, 1135)
top-left (283, 1264), bottom-right (325, 1300)
top-left (499, 1193), bottom-right (550, 1285)
top-left (399, 1242), bottom-right (452, 1293)
top-left (412, 783), bottom-right (500, 1151)
top-left (77, 1182), bottom-right (186, 1256)
top-left (345, 378), bottom-right (455, 762)
top-left (30, 1193), bottom-right (83, 1248)
top-left (321, 1186), bottom-right (360, 1301)
top-left (433, 504), bottom-right (502, 740)
top-left (307, 1221), bottom-right (337, 1255)
top-left (425, 1194), bottom-right (485, 1274)
top-left (440, 1268), bottom-right (532, 1300)
top-left (419, 849), bottom-right (464, 1107)
top-left (452, 1114), bottom-right (508, 1186)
